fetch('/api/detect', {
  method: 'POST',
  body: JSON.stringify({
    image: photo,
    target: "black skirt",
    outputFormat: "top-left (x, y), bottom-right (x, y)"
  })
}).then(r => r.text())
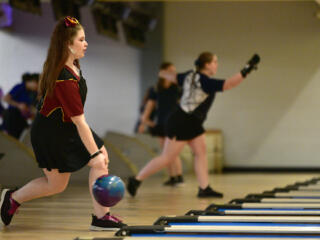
top-left (165, 107), bottom-right (205, 141)
top-left (31, 112), bottom-right (104, 173)
top-left (149, 124), bottom-right (166, 137)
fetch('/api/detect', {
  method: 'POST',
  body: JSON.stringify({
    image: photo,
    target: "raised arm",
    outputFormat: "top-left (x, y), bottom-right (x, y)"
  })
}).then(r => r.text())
top-left (223, 73), bottom-right (244, 91)
top-left (223, 54), bottom-right (260, 91)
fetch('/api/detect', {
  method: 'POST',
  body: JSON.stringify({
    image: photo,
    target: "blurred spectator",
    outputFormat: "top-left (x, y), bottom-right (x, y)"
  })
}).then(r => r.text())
top-left (2, 72), bottom-right (39, 139)
top-left (134, 86), bottom-right (157, 134)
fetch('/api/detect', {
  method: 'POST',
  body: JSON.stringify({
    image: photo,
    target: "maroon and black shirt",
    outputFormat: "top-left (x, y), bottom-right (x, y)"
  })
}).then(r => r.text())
top-left (31, 66), bottom-right (103, 173)
top-left (39, 65), bottom-right (84, 122)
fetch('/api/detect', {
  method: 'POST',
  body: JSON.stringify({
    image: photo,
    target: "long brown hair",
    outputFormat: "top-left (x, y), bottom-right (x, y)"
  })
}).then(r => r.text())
top-left (156, 62), bottom-right (174, 91)
top-left (39, 18), bottom-right (83, 97)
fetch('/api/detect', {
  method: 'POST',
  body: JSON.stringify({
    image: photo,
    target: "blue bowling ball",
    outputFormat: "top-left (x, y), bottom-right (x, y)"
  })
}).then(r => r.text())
top-left (92, 175), bottom-right (125, 207)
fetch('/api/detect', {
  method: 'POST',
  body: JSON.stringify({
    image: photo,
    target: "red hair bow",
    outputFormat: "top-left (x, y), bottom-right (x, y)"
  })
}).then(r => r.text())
top-left (64, 16), bottom-right (79, 27)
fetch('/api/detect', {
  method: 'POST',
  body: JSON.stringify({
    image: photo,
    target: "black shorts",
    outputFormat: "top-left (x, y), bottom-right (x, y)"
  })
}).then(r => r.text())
top-left (166, 107), bottom-right (205, 141)
top-left (149, 124), bottom-right (166, 137)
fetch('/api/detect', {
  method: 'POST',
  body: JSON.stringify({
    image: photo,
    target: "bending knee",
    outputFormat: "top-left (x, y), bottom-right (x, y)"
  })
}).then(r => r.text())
top-left (161, 155), bottom-right (173, 166)
top-left (47, 182), bottom-right (68, 195)
top-left (56, 183), bottom-right (68, 193)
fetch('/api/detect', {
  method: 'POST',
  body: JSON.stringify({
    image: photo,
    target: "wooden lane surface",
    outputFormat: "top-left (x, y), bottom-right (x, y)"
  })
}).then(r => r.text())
top-left (0, 173), bottom-right (318, 240)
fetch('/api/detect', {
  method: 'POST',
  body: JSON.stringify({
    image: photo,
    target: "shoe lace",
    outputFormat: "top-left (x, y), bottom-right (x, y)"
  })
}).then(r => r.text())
top-left (101, 213), bottom-right (123, 223)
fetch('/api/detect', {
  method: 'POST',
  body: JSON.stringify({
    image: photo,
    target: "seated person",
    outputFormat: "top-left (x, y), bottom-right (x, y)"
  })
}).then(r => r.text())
top-left (2, 73), bottom-right (39, 139)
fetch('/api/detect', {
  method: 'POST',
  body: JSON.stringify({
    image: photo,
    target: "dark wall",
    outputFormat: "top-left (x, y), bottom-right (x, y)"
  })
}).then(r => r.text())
top-left (139, 2), bottom-right (163, 104)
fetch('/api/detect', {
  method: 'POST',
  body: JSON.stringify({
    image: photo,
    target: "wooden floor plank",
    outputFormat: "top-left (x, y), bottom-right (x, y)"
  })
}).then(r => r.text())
top-left (0, 173), bottom-right (318, 240)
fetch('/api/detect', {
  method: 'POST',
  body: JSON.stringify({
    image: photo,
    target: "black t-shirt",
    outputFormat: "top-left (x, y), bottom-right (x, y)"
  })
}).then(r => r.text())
top-left (177, 70), bottom-right (225, 122)
top-left (148, 85), bottom-right (180, 125)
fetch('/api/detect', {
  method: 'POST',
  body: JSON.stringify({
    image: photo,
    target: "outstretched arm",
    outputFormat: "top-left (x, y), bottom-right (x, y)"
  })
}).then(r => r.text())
top-left (223, 54), bottom-right (260, 91)
top-left (223, 73), bottom-right (244, 91)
